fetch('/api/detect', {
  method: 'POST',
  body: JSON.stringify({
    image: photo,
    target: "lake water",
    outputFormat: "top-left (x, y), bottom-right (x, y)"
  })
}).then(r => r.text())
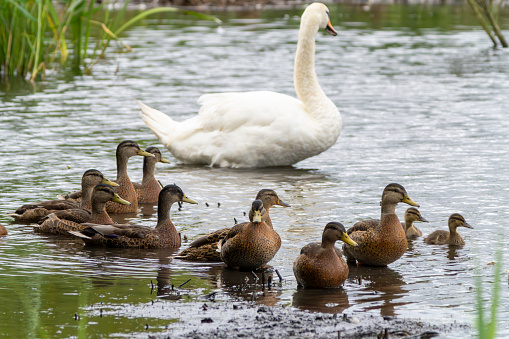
top-left (1, 3), bottom-right (509, 337)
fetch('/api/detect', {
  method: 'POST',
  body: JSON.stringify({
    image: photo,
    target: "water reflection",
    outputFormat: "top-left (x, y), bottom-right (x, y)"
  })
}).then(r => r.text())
top-left (292, 288), bottom-right (350, 314)
top-left (204, 265), bottom-right (282, 306)
top-left (346, 264), bottom-right (407, 317)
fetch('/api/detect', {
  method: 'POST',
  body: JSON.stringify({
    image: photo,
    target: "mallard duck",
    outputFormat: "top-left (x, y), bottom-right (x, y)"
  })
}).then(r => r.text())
top-left (35, 184), bottom-right (131, 235)
top-left (342, 183), bottom-right (419, 266)
top-left (219, 200), bottom-right (281, 270)
top-left (132, 146), bottom-right (170, 204)
top-left (137, 3), bottom-right (341, 168)
top-left (402, 207), bottom-right (428, 240)
top-left (293, 222), bottom-right (358, 288)
top-left (7, 169), bottom-right (117, 223)
top-left (69, 184), bottom-right (197, 249)
top-left (57, 169), bottom-right (120, 204)
top-left (175, 189), bottom-right (290, 261)
top-left (0, 224), bottom-right (6, 236)
top-left (424, 213), bottom-right (472, 246)
top-left (105, 140), bottom-right (154, 214)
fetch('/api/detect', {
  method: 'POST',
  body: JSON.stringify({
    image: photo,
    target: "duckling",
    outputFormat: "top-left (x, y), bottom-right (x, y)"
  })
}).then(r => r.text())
top-left (132, 146), bottom-right (170, 204)
top-left (219, 200), bottom-right (281, 270)
top-left (293, 222), bottom-right (358, 288)
top-left (69, 185), bottom-right (197, 249)
top-left (7, 169), bottom-right (117, 223)
top-left (35, 184), bottom-right (131, 235)
top-left (176, 189), bottom-right (290, 261)
top-left (343, 183), bottom-right (419, 266)
top-left (402, 207), bottom-right (428, 240)
top-left (0, 224), bottom-right (6, 236)
top-left (424, 213), bottom-right (472, 246)
top-left (105, 140), bottom-right (155, 214)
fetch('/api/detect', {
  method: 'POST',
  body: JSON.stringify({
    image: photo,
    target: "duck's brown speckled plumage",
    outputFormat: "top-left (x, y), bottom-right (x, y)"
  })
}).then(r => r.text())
top-left (176, 189), bottom-right (290, 261)
top-left (36, 184), bottom-right (130, 235)
top-left (293, 222), bottom-right (358, 288)
top-left (0, 224), bottom-right (6, 236)
top-left (343, 183), bottom-right (419, 266)
top-left (219, 200), bottom-right (281, 270)
top-left (132, 146), bottom-right (170, 204)
top-left (424, 213), bottom-right (472, 246)
top-left (8, 169), bottom-right (115, 223)
top-left (70, 185), bottom-right (197, 249)
top-left (347, 207), bottom-right (427, 241)
top-left (106, 140), bottom-right (155, 214)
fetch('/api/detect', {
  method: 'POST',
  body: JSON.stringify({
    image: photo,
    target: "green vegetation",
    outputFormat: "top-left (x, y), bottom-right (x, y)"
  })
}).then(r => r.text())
top-left (0, 0), bottom-right (220, 82)
top-left (475, 247), bottom-right (503, 339)
top-left (465, 0), bottom-right (507, 47)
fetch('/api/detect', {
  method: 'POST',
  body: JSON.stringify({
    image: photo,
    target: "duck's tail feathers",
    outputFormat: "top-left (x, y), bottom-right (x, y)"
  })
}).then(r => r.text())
top-left (6, 213), bottom-right (20, 219)
top-left (68, 230), bottom-right (91, 240)
top-left (136, 99), bottom-right (175, 146)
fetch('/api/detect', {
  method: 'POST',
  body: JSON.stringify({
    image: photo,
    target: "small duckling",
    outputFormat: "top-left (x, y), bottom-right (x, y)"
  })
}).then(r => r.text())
top-left (132, 146), bottom-right (170, 204)
top-left (293, 222), bottom-right (358, 288)
top-left (402, 207), bottom-right (428, 240)
top-left (424, 213), bottom-right (472, 246)
top-left (343, 183), bottom-right (419, 266)
top-left (219, 200), bottom-right (281, 270)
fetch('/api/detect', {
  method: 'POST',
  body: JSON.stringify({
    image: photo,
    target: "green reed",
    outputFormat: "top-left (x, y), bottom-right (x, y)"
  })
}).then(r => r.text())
top-left (475, 245), bottom-right (503, 339)
top-left (0, 0), bottom-right (221, 81)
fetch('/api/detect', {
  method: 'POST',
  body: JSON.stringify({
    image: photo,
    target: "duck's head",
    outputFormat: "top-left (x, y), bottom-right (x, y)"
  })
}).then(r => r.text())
top-left (323, 222), bottom-right (358, 247)
top-left (116, 140), bottom-right (155, 159)
top-left (404, 207), bottom-right (428, 223)
top-left (92, 184), bottom-right (131, 205)
top-left (381, 183), bottom-right (419, 207)
top-left (249, 199), bottom-right (268, 224)
top-left (144, 146), bottom-right (171, 165)
top-left (82, 169), bottom-right (119, 187)
top-left (255, 189), bottom-right (291, 209)
top-left (159, 184), bottom-right (198, 206)
top-left (302, 3), bottom-right (337, 36)
top-left (448, 213), bottom-right (473, 230)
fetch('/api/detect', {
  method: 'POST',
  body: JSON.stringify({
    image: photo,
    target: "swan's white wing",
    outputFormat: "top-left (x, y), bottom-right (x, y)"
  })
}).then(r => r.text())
top-left (196, 91), bottom-right (307, 132)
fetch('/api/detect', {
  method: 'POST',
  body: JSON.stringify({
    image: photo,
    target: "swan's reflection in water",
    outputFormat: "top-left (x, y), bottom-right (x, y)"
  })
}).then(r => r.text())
top-left (346, 263), bottom-right (408, 317)
top-left (292, 287), bottom-right (350, 313)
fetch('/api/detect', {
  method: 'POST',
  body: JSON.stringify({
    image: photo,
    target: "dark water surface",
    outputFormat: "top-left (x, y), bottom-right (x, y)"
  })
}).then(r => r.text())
top-left (1, 3), bottom-right (509, 338)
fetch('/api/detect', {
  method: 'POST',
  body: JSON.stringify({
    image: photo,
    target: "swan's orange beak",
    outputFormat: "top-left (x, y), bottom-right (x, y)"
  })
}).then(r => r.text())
top-left (325, 20), bottom-right (337, 36)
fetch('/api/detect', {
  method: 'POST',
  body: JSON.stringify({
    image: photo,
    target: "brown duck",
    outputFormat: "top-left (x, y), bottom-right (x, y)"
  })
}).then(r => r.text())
top-left (0, 224), bottom-right (6, 236)
top-left (293, 222), bottom-right (358, 288)
top-left (343, 183), bottom-right (419, 266)
top-left (7, 169), bottom-right (117, 223)
top-left (424, 213), bottom-right (473, 246)
top-left (176, 189), bottom-right (290, 261)
top-left (35, 184), bottom-right (130, 235)
top-left (106, 140), bottom-right (154, 214)
top-left (219, 200), bottom-right (281, 270)
top-left (69, 184), bottom-right (197, 249)
top-left (132, 146), bottom-right (170, 204)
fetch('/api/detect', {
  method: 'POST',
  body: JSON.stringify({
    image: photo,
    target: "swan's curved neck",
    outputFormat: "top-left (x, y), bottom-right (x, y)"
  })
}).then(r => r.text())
top-left (294, 21), bottom-right (333, 118)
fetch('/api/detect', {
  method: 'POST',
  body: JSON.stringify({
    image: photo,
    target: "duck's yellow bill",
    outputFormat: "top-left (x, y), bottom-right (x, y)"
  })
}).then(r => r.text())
top-left (160, 157), bottom-right (171, 164)
top-left (112, 194), bottom-right (131, 205)
top-left (402, 195), bottom-right (419, 207)
top-left (102, 177), bottom-right (119, 187)
top-left (182, 195), bottom-right (198, 205)
top-left (138, 149), bottom-right (155, 157)
top-left (341, 232), bottom-right (358, 247)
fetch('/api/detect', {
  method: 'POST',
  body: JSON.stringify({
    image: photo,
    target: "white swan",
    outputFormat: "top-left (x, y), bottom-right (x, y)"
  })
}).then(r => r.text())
top-left (137, 2), bottom-right (341, 168)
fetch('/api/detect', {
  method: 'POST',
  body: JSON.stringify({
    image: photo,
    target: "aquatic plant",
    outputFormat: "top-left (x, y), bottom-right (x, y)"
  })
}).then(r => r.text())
top-left (465, 0), bottom-right (507, 47)
top-left (475, 246), bottom-right (502, 339)
top-left (0, 0), bottom-right (221, 82)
